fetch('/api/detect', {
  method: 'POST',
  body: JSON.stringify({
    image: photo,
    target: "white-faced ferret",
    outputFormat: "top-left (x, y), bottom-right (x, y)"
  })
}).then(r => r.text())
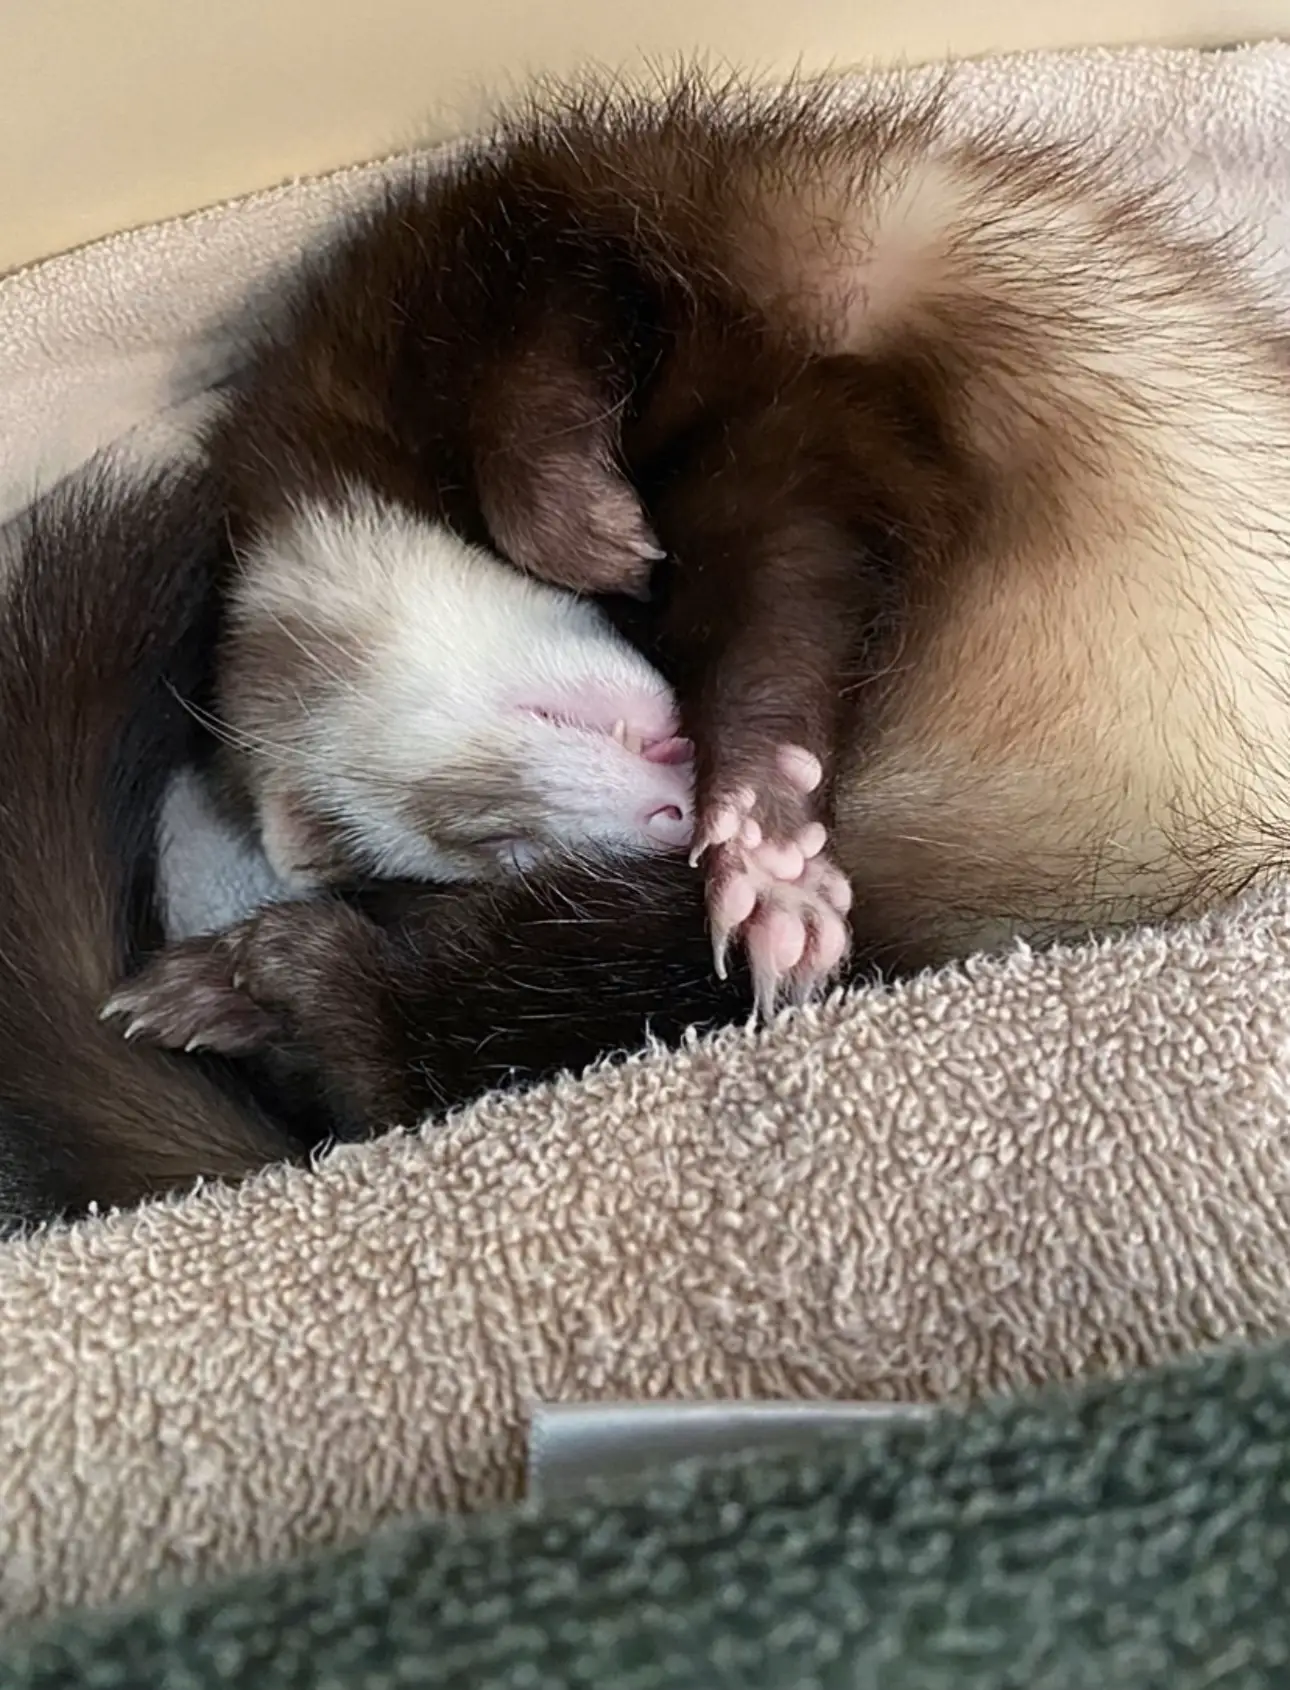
top-left (0, 400), bottom-right (705, 1229)
top-left (108, 66), bottom-right (1290, 1133)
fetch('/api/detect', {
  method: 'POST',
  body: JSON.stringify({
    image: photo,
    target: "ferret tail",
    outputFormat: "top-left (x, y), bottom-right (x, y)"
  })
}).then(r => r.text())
top-left (0, 437), bottom-right (299, 1234)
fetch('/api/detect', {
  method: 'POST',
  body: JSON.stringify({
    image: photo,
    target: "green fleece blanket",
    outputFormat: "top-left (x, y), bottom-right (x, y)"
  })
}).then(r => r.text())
top-left (4, 1336), bottom-right (1290, 1688)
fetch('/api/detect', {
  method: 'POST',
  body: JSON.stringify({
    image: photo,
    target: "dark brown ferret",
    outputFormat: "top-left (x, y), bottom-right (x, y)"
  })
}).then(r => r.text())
top-left (110, 66), bottom-right (1290, 1120)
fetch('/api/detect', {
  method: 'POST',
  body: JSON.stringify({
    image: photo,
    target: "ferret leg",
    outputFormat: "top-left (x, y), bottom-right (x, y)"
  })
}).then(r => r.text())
top-left (659, 510), bottom-right (863, 1014)
top-left (471, 324), bottom-right (664, 598)
top-left (102, 856), bottom-right (754, 1132)
top-left (103, 902), bottom-right (416, 1131)
top-left (650, 346), bottom-right (964, 1011)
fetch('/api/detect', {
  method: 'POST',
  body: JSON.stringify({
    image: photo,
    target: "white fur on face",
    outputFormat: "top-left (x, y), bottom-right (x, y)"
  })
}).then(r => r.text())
top-left (225, 493), bottom-right (695, 886)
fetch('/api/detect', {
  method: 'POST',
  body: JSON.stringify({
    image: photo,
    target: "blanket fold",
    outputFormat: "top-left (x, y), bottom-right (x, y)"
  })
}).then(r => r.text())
top-left (4, 1335), bottom-right (1289, 1687)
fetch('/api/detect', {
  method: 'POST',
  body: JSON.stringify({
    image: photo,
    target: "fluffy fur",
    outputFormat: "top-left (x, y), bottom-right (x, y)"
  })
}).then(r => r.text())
top-left (215, 492), bottom-right (695, 888)
top-left (107, 67), bottom-right (1290, 1127)
top-left (0, 446), bottom-right (304, 1235)
top-left (110, 861), bottom-right (745, 1136)
top-left (0, 444), bottom-right (708, 1228)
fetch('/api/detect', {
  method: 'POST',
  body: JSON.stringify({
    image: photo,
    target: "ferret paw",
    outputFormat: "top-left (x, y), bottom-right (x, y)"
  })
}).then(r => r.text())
top-left (576, 468), bottom-right (668, 599)
top-left (703, 842), bottom-right (852, 1014)
top-left (690, 745), bottom-right (851, 1013)
top-left (688, 744), bottom-right (825, 866)
top-left (101, 931), bottom-right (274, 1056)
top-left (101, 902), bottom-right (372, 1058)
top-left (488, 452), bottom-right (665, 600)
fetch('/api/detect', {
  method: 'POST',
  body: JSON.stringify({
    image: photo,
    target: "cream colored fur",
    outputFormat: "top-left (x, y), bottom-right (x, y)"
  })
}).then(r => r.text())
top-left (817, 136), bottom-right (1290, 946)
top-left (227, 493), bottom-right (692, 885)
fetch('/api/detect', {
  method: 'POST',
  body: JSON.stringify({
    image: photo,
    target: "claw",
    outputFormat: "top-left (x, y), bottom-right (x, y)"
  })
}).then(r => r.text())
top-left (690, 801), bottom-right (742, 865)
top-left (713, 929), bottom-right (731, 983)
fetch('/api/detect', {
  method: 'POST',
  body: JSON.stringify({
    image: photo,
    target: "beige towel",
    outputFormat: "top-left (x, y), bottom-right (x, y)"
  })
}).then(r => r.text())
top-left (5, 40), bottom-right (1290, 1630)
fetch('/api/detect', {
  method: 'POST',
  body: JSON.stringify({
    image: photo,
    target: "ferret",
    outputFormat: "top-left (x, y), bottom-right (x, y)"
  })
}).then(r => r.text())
top-left (0, 397), bottom-right (707, 1230)
top-left (104, 67), bottom-right (1290, 1129)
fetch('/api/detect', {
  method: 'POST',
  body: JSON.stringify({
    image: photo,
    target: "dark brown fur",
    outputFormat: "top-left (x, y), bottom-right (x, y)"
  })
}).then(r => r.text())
top-left (109, 70), bottom-right (1290, 1150)
top-left (109, 860), bottom-right (804, 1134)
top-left (199, 74), bottom-right (999, 971)
top-left (0, 459), bottom-right (302, 1233)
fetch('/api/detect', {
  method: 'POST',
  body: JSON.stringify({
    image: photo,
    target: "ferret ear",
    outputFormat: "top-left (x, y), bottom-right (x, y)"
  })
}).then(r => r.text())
top-left (257, 783), bottom-right (349, 893)
top-left (478, 445), bottom-right (665, 600)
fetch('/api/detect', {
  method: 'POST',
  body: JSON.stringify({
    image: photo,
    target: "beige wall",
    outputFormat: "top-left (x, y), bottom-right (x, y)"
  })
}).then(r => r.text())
top-left (6, 0), bottom-right (1290, 274)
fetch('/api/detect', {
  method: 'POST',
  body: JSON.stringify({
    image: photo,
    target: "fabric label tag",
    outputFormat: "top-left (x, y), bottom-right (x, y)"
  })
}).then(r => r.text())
top-left (527, 1399), bottom-right (933, 1500)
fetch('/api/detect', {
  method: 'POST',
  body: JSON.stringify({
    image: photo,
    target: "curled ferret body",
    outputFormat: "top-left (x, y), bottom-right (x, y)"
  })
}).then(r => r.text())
top-left (0, 420), bottom-right (699, 1233)
top-left (114, 67), bottom-right (1290, 1121)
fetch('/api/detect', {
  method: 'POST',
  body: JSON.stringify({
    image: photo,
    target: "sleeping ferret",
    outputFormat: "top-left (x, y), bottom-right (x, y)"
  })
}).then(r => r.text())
top-left (103, 66), bottom-right (1290, 1133)
top-left (0, 405), bottom-right (705, 1231)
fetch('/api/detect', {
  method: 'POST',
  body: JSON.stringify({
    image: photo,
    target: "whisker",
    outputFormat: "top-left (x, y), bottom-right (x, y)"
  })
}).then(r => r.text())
top-left (264, 608), bottom-right (355, 691)
top-left (168, 686), bottom-right (308, 768)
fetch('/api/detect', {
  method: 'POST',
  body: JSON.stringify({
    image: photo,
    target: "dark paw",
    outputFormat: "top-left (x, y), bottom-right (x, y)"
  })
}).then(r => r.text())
top-left (102, 930), bottom-right (278, 1056)
top-left (484, 450), bottom-right (664, 600)
top-left (102, 901), bottom-right (376, 1058)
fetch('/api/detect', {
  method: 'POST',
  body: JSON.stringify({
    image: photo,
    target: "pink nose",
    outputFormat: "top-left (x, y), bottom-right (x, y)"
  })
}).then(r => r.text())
top-left (644, 799), bottom-right (694, 848)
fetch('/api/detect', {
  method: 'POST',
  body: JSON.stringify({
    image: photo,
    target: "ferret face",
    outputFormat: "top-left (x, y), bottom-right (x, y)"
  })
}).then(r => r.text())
top-left (218, 493), bottom-right (695, 889)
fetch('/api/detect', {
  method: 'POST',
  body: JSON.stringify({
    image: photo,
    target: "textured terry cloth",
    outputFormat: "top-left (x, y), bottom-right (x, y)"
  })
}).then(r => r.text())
top-left (4, 1335), bottom-right (1290, 1688)
top-left (6, 37), bottom-right (1290, 1634)
top-left (5, 878), bottom-right (1290, 1629)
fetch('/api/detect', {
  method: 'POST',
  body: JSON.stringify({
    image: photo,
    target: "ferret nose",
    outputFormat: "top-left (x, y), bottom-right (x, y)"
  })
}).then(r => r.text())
top-left (644, 799), bottom-right (694, 848)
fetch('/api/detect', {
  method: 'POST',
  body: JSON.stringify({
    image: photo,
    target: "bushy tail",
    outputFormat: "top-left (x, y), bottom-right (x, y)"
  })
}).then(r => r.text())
top-left (0, 440), bottom-right (298, 1232)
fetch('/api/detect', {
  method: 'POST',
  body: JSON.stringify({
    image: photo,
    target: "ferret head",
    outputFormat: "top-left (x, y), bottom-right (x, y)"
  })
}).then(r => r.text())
top-left (216, 493), bottom-right (695, 889)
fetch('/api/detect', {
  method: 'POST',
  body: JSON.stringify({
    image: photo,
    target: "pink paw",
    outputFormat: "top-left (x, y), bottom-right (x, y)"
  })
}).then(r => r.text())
top-left (709, 846), bottom-right (852, 1013)
top-left (689, 744), bottom-right (851, 1013)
